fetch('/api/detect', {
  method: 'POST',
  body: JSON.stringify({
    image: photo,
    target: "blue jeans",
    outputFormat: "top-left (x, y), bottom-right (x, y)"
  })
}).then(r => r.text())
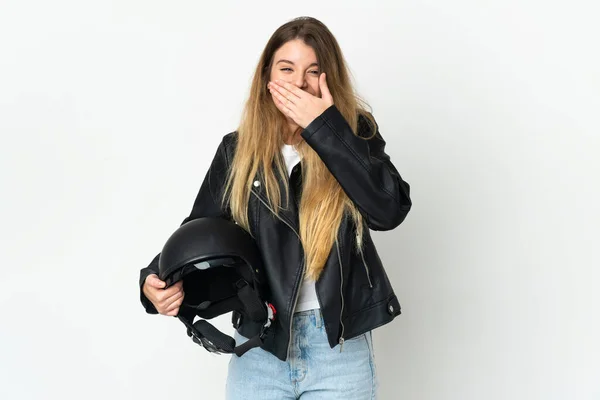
top-left (226, 308), bottom-right (378, 399)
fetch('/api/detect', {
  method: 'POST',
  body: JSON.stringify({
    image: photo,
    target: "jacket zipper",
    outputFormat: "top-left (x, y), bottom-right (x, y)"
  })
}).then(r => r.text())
top-left (358, 246), bottom-right (373, 288)
top-left (286, 260), bottom-right (305, 360)
top-left (251, 189), bottom-right (300, 237)
top-left (251, 188), bottom-right (346, 356)
top-left (251, 189), bottom-right (304, 359)
top-left (336, 238), bottom-right (345, 352)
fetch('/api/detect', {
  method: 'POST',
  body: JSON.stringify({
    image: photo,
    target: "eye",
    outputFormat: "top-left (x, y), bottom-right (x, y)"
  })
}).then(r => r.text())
top-left (279, 68), bottom-right (320, 75)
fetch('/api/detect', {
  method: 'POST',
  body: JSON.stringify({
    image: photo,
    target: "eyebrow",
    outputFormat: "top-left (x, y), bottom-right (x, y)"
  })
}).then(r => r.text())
top-left (276, 59), bottom-right (319, 68)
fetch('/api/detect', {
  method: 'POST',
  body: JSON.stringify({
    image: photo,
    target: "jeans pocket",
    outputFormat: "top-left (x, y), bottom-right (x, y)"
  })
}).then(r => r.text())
top-left (346, 332), bottom-right (367, 343)
top-left (366, 330), bottom-right (375, 358)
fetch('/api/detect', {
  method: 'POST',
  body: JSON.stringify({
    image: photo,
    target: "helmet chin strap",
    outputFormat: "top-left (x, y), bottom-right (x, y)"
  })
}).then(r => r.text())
top-left (176, 279), bottom-right (276, 357)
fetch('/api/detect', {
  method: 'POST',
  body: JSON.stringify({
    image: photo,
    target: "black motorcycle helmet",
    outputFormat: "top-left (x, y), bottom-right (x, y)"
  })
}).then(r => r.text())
top-left (158, 217), bottom-right (275, 357)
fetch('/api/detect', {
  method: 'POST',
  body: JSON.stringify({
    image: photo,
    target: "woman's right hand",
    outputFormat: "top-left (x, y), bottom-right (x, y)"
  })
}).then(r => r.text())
top-left (142, 274), bottom-right (185, 316)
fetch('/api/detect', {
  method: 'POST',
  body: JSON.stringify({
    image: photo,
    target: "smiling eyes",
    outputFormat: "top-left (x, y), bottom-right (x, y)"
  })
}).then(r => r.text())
top-left (280, 67), bottom-right (320, 75)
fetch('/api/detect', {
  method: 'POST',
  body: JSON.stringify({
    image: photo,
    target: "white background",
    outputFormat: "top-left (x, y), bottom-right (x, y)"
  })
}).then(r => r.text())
top-left (1, 1), bottom-right (598, 399)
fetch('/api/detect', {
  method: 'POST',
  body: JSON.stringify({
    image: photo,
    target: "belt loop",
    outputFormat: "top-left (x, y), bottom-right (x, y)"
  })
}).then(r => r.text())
top-left (314, 309), bottom-right (322, 328)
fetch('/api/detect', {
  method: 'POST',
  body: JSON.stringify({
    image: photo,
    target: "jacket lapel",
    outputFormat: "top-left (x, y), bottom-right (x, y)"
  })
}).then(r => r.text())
top-left (250, 165), bottom-right (301, 235)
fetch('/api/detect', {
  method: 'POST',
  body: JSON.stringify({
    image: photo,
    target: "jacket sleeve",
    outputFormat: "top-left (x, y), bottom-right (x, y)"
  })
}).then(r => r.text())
top-left (300, 105), bottom-right (411, 231)
top-left (139, 136), bottom-right (232, 314)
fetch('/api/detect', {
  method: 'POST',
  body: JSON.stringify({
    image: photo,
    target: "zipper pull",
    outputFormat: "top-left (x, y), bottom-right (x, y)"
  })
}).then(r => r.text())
top-left (339, 337), bottom-right (345, 353)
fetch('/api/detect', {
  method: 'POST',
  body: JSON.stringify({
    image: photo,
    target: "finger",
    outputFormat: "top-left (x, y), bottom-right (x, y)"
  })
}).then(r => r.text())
top-left (171, 280), bottom-right (183, 289)
top-left (162, 289), bottom-right (184, 307)
top-left (270, 89), bottom-right (296, 119)
top-left (158, 284), bottom-right (184, 300)
top-left (165, 296), bottom-right (184, 312)
top-left (274, 96), bottom-right (294, 117)
top-left (146, 274), bottom-right (166, 289)
top-left (166, 307), bottom-right (180, 316)
top-left (164, 280), bottom-right (183, 293)
top-left (318, 72), bottom-right (326, 94)
top-left (270, 83), bottom-right (297, 106)
top-left (319, 73), bottom-right (333, 102)
top-left (271, 88), bottom-right (296, 111)
top-left (319, 72), bottom-right (326, 88)
top-left (274, 80), bottom-right (304, 99)
top-left (167, 280), bottom-right (183, 290)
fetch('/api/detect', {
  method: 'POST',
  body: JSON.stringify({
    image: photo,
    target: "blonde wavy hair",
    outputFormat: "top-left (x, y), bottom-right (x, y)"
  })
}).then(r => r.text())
top-left (223, 16), bottom-right (376, 281)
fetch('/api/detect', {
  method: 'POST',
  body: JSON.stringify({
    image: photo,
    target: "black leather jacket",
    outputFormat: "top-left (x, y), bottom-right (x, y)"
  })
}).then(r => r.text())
top-left (139, 105), bottom-right (412, 361)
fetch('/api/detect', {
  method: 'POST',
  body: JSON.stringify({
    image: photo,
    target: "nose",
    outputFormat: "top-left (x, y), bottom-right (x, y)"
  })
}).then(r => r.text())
top-left (290, 71), bottom-right (308, 90)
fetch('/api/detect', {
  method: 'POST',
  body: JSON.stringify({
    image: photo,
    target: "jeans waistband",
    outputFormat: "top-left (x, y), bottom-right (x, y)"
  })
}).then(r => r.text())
top-left (293, 308), bottom-right (323, 328)
top-left (294, 308), bottom-right (321, 317)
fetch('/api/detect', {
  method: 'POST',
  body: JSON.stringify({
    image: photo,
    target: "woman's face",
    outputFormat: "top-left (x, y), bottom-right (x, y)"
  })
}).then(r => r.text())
top-left (269, 39), bottom-right (321, 102)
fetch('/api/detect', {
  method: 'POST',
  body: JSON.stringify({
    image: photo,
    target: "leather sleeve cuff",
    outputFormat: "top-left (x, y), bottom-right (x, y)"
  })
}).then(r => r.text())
top-left (301, 104), bottom-right (338, 140)
top-left (139, 268), bottom-right (159, 314)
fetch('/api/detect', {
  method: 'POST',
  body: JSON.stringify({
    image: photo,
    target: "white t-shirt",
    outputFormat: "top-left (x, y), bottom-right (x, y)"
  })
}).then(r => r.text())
top-left (281, 144), bottom-right (321, 313)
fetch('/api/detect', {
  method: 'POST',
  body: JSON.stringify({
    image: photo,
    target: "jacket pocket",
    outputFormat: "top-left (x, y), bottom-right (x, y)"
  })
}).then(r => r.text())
top-left (359, 247), bottom-right (374, 289)
top-left (357, 233), bottom-right (374, 289)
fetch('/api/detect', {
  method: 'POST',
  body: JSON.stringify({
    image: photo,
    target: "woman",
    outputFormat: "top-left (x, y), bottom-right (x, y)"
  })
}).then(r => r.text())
top-left (139, 16), bottom-right (411, 399)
